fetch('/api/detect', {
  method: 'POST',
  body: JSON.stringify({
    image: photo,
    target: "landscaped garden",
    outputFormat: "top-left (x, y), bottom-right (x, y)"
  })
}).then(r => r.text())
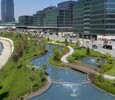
top-left (48, 43), bottom-right (69, 67)
top-left (47, 38), bottom-right (115, 95)
top-left (66, 43), bottom-right (115, 95)
top-left (0, 33), bottom-right (47, 99)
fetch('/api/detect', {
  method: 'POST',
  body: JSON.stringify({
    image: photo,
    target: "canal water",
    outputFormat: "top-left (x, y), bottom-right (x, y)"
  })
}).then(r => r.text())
top-left (0, 42), bottom-right (3, 55)
top-left (81, 57), bottom-right (105, 68)
top-left (30, 44), bottom-right (115, 100)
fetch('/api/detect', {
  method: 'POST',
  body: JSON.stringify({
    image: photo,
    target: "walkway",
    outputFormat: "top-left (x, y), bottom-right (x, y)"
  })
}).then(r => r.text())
top-left (0, 37), bottom-right (14, 69)
top-left (61, 46), bottom-right (74, 63)
top-left (103, 74), bottom-right (115, 80)
top-left (68, 62), bottom-right (98, 74)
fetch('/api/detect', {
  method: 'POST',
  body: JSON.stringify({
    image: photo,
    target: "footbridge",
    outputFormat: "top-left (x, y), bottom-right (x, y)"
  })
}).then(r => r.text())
top-left (51, 80), bottom-right (90, 86)
top-left (67, 61), bottom-right (99, 74)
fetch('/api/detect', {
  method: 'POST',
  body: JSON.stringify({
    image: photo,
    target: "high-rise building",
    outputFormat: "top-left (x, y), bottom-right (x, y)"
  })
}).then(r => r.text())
top-left (1, 0), bottom-right (15, 23)
top-left (73, 0), bottom-right (115, 38)
top-left (57, 1), bottom-right (77, 27)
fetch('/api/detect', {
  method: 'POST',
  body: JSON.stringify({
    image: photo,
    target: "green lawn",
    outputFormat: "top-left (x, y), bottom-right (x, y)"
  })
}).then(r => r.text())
top-left (91, 74), bottom-right (115, 95)
top-left (68, 44), bottom-right (103, 63)
top-left (0, 33), bottom-right (47, 99)
top-left (105, 58), bottom-right (115, 76)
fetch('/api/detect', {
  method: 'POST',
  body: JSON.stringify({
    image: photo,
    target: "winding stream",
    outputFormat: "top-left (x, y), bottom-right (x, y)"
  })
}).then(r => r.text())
top-left (30, 44), bottom-right (115, 100)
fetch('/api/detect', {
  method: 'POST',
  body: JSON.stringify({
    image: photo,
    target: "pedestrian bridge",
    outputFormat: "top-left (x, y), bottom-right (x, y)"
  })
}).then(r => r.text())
top-left (67, 61), bottom-right (99, 74)
top-left (51, 80), bottom-right (90, 86)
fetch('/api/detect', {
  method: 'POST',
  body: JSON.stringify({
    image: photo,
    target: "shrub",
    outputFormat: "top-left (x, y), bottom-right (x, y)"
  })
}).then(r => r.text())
top-left (68, 56), bottom-right (74, 63)
top-left (100, 63), bottom-right (113, 73)
top-left (86, 47), bottom-right (90, 55)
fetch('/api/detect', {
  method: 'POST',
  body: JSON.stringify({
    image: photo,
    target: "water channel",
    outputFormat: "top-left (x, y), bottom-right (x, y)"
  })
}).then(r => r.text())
top-left (30, 44), bottom-right (115, 100)
top-left (0, 42), bottom-right (3, 55)
top-left (81, 57), bottom-right (105, 68)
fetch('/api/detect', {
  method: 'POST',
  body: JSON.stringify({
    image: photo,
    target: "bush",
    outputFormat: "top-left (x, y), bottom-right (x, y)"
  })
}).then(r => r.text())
top-left (100, 62), bottom-right (113, 73)
top-left (93, 75), bottom-right (115, 95)
top-left (86, 47), bottom-right (90, 55)
top-left (53, 47), bottom-right (61, 61)
top-left (68, 56), bottom-right (74, 63)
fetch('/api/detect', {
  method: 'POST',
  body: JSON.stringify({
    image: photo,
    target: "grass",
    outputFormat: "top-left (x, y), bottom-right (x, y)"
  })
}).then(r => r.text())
top-left (90, 74), bottom-right (115, 95)
top-left (0, 33), bottom-right (47, 100)
top-left (105, 58), bottom-right (115, 76)
top-left (48, 44), bottom-right (69, 67)
top-left (68, 44), bottom-right (103, 63)
top-left (48, 56), bottom-right (61, 67)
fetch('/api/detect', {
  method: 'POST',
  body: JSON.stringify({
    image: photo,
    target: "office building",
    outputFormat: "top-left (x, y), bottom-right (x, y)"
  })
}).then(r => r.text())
top-left (73, 0), bottom-right (115, 39)
top-left (32, 1), bottom-right (76, 28)
top-left (19, 16), bottom-right (33, 26)
top-left (1, 0), bottom-right (15, 23)
top-left (58, 1), bottom-right (77, 27)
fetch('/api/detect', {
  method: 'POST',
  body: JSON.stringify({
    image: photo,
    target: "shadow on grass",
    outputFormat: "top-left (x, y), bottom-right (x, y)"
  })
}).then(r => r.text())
top-left (0, 92), bottom-right (9, 100)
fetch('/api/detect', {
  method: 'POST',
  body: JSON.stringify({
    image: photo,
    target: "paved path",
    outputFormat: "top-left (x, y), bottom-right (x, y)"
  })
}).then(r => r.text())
top-left (0, 37), bottom-right (14, 69)
top-left (103, 74), bottom-right (115, 80)
top-left (61, 46), bottom-right (74, 63)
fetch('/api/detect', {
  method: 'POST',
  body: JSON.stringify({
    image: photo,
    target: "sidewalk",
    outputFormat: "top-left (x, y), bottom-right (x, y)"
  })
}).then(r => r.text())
top-left (0, 37), bottom-right (14, 69)
top-left (61, 46), bottom-right (74, 63)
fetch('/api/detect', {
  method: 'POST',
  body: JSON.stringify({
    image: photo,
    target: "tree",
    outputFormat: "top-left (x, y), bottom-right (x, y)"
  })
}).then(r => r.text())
top-left (29, 74), bottom-right (35, 93)
top-left (42, 64), bottom-right (47, 71)
top-left (86, 47), bottom-right (90, 55)
top-left (53, 47), bottom-right (61, 61)
top-left (76, 40), bottom-right (80, 46)
top-left (98, 74), bottom-right (104, 82)
top-left (65, 38), bottom-right (68, 46)
top-left (96, 57), bottom-right (102, 68)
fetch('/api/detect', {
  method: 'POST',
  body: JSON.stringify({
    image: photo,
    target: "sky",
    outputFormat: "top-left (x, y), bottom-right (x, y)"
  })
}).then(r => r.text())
top-left (0, 0), bottom-right (77, 21)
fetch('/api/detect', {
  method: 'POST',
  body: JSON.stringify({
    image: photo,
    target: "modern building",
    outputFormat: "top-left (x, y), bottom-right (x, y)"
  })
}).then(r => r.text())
top-left (32, 1), bottom-right (76, 28)
top-left (57, 1), bottom-right (77, 27)
top-left (18, 16), bottom-right (33, 26)
top-left (33, 10), bottom-right (46, 26)
top-left (43, 6), bottom-right (58, 27)
top-left (73, 0), bottom-right (115, 39)
top-left (1, 0), bottom-right (15, 23)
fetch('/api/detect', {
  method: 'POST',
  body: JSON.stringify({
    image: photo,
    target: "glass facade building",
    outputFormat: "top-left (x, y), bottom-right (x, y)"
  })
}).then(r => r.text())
top-left (32, 1), bottom-right (77, 28)
top-left (33, 10), bottom-right (46, 26)
top-left (19, 16), bottom-right (33, 26)
top-left (73, 0), bottom-right (115, 37)
top-left (57, 1), bottom-right (77, 27)
top-left (1, 0), bottom-right (14, 23)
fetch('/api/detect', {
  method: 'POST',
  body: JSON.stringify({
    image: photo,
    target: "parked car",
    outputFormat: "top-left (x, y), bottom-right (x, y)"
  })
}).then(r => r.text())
top-left (103, 45), bottom-right (112, 50)
top-left (92, 44), bottom-right (98, 49)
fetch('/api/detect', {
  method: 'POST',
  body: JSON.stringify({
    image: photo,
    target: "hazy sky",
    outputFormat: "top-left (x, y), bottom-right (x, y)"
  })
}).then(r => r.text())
top-left (0, 0), bottom-right (77, 21)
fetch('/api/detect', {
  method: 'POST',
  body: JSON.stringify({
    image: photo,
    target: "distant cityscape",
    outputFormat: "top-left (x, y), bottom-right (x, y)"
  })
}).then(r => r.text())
top-left (1, 0), bottom-right (115, 39)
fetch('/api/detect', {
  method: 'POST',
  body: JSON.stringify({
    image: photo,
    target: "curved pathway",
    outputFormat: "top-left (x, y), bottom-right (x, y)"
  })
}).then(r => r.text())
top-left (0, 37), bottom-right (14, 69)
top-left (61, 46), bottom-right (74, 63)
top-left (103, 74), bottom-right (115, 80)
top-left (61, 45), bottom-right (115, 80)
